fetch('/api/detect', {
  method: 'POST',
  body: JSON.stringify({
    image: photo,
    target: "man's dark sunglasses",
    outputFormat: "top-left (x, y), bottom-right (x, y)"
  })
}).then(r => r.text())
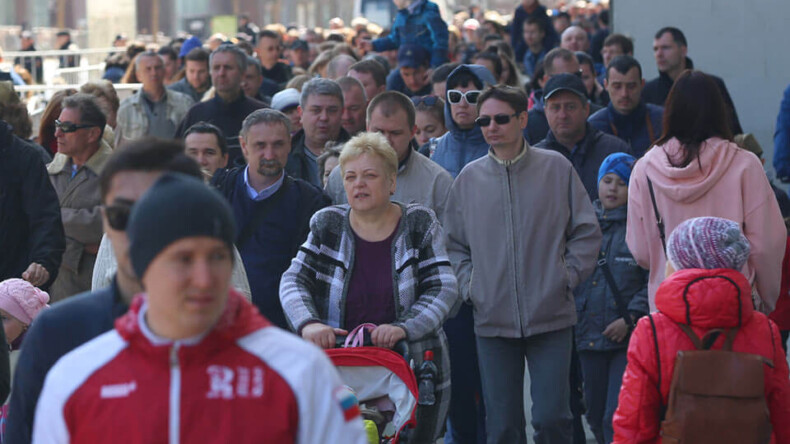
top-left (103, 198), bottom-right (135, 231)
top-left (54, 119), bottom-right (98, 133)
top-left (475, 113), bottom-right (520, 127)
top-left (411, 95), bottom-right (440, 107)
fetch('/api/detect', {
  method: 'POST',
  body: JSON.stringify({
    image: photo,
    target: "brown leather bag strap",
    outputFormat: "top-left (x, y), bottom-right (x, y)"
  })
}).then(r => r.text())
top-left (677, 323), bottom-right (704, 349)
top-left (720, 328), bottom-right (738, 351)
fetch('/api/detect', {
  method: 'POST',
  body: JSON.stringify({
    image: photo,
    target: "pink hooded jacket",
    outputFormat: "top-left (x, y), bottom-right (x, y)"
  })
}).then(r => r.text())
top-left (626, 137), bottom-right (786, 311)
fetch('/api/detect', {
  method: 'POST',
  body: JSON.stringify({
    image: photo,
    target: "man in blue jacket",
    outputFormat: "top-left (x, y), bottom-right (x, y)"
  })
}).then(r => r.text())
top-left (588, 56), bottom-right (663, 158)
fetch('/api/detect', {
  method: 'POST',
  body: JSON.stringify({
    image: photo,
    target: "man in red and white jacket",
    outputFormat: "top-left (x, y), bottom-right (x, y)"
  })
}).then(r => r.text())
top-left (33, 172), bottom-right (367, 444)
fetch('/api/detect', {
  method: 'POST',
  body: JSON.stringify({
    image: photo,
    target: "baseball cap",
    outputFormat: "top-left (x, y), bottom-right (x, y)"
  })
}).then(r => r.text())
top-left (398, 44), bottom-right (430, 69)
top-left (543, 73), bottom-right (588, 101)
top-left (290, 39), bottom-right (309, 52)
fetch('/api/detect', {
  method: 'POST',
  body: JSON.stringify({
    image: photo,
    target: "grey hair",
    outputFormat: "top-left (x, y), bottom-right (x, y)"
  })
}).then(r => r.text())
top-left (300, 78), bottom-right (344, 108)
top-left (240, 108), bottom-right (292, 141)
top-left (209, 45), bottom-right (248, 72)
top-left (246, 55), bottom-right (262, 75)
top-left (62, 93), bottom-right (107, 139)
top-left (134, 51), bottom-right (164, 70)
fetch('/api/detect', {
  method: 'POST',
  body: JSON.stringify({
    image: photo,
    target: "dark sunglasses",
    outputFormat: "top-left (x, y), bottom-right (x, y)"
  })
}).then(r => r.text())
top-left (411, 95), bottom-right (439, 107)
top-left (447, 89), bottom-right (481, 105)
top-left (54, 119), bottom-right (98, 133)
top-left (475, 113), bottom-right (520, 127)
top-left (103, 198), bottom-right (135, 231)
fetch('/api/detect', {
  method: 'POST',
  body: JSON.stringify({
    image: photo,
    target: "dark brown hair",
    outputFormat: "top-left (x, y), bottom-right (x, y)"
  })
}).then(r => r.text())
top-left (38, 88), bottom-right (77, 151)
top-left (655, 70), bottom-right (733, 168)
top-left (477, 85), bottom-right (528, 115)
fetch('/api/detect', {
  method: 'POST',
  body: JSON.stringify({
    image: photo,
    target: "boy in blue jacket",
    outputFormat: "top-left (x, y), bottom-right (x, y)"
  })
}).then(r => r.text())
top-left (574, 152), bottom-right (648, 444)
top-left (363, 0), bottom-right (449, 68)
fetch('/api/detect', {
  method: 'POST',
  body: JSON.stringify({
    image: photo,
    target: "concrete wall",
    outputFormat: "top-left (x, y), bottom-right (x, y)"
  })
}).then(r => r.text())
top-left (613, 0), bottom-right (790, 174)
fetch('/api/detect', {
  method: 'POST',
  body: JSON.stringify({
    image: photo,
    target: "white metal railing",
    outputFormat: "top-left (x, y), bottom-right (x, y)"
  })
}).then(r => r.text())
top-left (53, 63), bottom-right (108, 85)
top-left (4, 48), bottom-right (126, 58)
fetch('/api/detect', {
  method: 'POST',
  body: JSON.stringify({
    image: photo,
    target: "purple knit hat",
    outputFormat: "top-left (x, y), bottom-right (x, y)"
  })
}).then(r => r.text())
top-left (667, 217), bottom-right (750, 271)
top-left (0, 278), bottom-right (50, 325)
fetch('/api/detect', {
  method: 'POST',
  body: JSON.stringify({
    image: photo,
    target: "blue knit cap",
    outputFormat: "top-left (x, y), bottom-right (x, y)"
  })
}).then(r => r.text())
top-left (597, 152), bottom-right (636, 185)
top-left (179, 36), bottom-right (203, 58)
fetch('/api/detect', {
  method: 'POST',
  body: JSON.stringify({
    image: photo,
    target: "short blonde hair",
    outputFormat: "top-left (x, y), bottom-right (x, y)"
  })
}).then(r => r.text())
top-left (339, 132), bottom-right (398, 178)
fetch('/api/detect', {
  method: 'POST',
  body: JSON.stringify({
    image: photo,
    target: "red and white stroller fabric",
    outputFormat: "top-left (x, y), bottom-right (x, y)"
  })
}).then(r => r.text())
top-left (326, 324), bottom-right (419, 443)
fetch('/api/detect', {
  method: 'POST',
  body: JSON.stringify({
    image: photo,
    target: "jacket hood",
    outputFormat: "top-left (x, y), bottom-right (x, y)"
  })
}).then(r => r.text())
top-left (116, 289), bottom-right (270, 346)
top-left (655, 268), bottom-right (753, 329)
top-left (444, 64), bottom-right (497, 133)
top-left (638, 137), bottom-right (742, 204)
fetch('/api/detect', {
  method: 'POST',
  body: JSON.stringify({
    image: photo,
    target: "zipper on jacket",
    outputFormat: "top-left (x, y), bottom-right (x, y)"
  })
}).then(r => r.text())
top-left (169, 343), bottom-right (181, 444)
top-left (505, 166), bottom-right (524, 334)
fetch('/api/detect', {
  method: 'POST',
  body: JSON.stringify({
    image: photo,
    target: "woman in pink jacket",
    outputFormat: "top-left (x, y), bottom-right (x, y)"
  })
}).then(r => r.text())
top-left (626, 70), bottom-right (785, 312)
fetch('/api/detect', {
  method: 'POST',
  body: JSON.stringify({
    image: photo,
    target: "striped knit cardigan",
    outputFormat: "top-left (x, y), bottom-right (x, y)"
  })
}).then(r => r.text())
top-left (279, 202), bottom-right (458, 439)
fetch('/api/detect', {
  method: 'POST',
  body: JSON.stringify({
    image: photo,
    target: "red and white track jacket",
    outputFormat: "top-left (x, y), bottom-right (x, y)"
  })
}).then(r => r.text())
top-left (32, 290), bottom-right (367, 444)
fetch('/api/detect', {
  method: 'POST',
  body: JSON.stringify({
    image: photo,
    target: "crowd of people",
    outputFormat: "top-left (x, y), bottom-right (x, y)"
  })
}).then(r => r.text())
top-left (2, 0), bottom-right (790, 443)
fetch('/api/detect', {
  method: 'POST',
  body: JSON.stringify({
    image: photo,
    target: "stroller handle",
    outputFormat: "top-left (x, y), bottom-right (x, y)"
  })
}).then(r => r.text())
top-left (334, 334), bottom-right (413, 366)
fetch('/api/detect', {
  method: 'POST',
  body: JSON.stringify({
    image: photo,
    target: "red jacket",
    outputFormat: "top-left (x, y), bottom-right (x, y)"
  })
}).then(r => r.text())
top-left (32, 290), bottom-right (367, 444)
top-left (613, 268), bottom-right (790, 444)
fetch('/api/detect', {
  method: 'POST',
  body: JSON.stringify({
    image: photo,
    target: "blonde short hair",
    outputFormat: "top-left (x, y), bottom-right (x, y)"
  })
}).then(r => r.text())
top-left (339, 132), bottom-right (398, 178)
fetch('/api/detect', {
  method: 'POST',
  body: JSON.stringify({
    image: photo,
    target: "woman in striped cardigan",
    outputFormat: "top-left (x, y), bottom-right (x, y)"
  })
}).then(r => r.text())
top-left (280, 132), bottom-right (459, 443)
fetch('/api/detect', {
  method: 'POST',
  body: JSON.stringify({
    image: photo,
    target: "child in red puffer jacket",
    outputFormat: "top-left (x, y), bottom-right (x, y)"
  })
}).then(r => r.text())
top-left (613, 217), bottom-right (790, 444)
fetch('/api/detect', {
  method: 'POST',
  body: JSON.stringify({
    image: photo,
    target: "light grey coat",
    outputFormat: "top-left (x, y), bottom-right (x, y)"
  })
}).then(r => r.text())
top-left (444, 142), bottom-right (602, 338)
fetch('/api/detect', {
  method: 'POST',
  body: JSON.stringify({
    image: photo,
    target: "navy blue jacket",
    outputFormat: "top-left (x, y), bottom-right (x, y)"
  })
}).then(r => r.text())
top-left (212, 169), bottom-right (330, 328)
top-left (588, 101), bottom-right (664, 158)
top-left (7, 281), bottom-right (128, 444)
top-left (534, 123), bottom-right (631, 201)
top-left (574, 202), bottom-right (648, 351)
top-left (773, 84), bottom-right (790, 182)
top-left (511, 3), bottom-right (559, 63)
top-left (371, 0), bottom-right (449, 67)
top-left (0, 121), bottom-right (65, 287)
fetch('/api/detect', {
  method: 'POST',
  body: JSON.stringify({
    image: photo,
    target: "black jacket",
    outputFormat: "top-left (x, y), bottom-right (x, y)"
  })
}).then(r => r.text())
top-left (6, 281), bottom-right (128, 443)
top-left (0, 121), bottom-right (65, 287)
top-left (286, 128), bottom-right (350, 187)
top-left (174, 94), bottom-right (268, 168)
top-left (535, 123), bottom-right (632, 201)
top-left (641, 57), bottom-right (742, 135)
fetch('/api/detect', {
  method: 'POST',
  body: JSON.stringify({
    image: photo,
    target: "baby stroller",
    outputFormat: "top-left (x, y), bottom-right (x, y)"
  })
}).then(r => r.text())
top-left (327, 324), bottom-right (421, 444)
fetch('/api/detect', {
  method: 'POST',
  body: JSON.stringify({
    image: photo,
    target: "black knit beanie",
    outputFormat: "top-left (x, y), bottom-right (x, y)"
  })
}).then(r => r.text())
top-left (128, 172), bottom-right (236, 280)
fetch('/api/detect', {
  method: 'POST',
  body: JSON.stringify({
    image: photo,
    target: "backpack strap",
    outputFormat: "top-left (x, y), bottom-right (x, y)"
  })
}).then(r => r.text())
top-left (598, 241), bottom-right (635, 329)
top-left (646, 176), bottom-right (667, 256)
top-left (649, 314), bottom-right (667, 420)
